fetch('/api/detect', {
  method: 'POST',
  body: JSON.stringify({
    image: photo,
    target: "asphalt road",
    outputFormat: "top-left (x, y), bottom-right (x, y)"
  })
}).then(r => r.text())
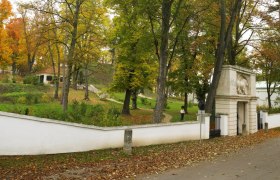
top-left (138, 137), bottom-right (280, 180)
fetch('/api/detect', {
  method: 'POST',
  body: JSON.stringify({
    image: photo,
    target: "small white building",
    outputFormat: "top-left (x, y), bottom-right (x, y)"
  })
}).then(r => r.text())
top-left (256, 81), bottom-right (280, 107)
top-left (36, 67), bottom-right (64, 85)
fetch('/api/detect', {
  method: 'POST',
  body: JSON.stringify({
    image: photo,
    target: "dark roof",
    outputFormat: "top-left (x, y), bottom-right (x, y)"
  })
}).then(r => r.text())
top-left (35, 66), bottom-right (66, 75)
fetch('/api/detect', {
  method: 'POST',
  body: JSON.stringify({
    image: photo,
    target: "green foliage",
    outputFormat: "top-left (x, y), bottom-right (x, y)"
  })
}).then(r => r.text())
top-left (17, 96), bottom-right (26, 104)
top-left (0, 92), bottom-right (43, 104)
top-left (1, 75), bottom-right (12, 83)
top-left (66, 101), bottom-right (122, 126)
top-left (32, 104), bottom-right (67, 120)
top-left (107, 106), bottom-right (121, 121)
top-left (68, 100), bottom-right (82, 121)
top-left (23, 75), bottom-right (40, 85)
top-left (140, 98), bottom-right (151, 106)
top-left (85, 104), bottom-right (105, 124)
top-left (0, 83), bottom-right (48, 94)
top-left (41, 94), bottom-right (52, 103)
top-left (257, 105), bottom-right (280, 114)
top-left (109, 0), bottom-right (157, 94)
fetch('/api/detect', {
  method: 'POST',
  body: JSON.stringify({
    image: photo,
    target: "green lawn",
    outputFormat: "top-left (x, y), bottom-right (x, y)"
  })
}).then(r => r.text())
top-left (110, 92), bottom-right (198, 122)
top-left (0, 83), bottom-right (198, 126)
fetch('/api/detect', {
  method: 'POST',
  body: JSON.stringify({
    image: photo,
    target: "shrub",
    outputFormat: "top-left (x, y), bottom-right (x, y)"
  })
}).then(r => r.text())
top-left (80, 102), bottom-right (87, 116)
top-left (41, 94), bottom-right (51, 103)
top-left (32, 105), bottom-right (66, 120)
top-left (17, 96), bottom-right (27, 104)
top-left (23, 75), bottom-right (39, 85)
top-left (85, 104), bottom-right (105, 124)
top-left (25, 93), bottom-right (34, 105)
top-left (268, 108), bottom-right (280, 114)
top-left (2, 92), bottom-right (43, 104)
top-left (68, 100), bottom-right (82, 121)
top-left (140, 98), bottom-right (148, 105)
top-left (1, 75), bottom-right (12, 83)
top-left (102, 106), bottom-right (122, 126)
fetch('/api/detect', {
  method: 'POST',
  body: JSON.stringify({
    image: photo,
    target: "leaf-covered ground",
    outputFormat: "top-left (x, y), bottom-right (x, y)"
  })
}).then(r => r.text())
top-left (1, 129), bottom-right (280, 179)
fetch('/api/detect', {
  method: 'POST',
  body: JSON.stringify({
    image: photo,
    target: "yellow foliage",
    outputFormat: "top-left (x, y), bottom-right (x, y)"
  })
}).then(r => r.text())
top-left (0, 28), bottom-right (12, 69)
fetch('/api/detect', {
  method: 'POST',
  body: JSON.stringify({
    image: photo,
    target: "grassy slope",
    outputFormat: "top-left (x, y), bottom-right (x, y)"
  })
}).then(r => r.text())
top-left (0, 63), bottom-right (198, 125)
top-left (111, 92), bottom-right (198, 122)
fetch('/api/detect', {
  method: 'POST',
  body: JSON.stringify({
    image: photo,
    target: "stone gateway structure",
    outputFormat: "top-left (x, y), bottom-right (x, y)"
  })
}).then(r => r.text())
top-left (216, 65), bottom-right (258, 136)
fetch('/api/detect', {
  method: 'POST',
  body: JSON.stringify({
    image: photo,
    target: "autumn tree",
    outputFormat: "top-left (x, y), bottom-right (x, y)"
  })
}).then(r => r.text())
top-left (108, 0), bottom-right (157, 115)
top-left (251, 0), bottom-right (280, 109)
top-left (6, 18), bottom-right (24, 75)
top-left (0, 0), bottom-right (13, 72)
top-left (166, 1), bottom-right (216, 113)
top-left (75, 0), bottom-right (108, 100)
top-left (252, 42), bottom-right (280, 108)
top-left (17, 4), bottom-right (47, 74)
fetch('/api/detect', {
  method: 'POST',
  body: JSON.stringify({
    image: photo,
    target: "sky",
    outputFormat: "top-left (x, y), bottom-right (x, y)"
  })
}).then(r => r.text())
top-left (9, 0), bottom-right (29, 13)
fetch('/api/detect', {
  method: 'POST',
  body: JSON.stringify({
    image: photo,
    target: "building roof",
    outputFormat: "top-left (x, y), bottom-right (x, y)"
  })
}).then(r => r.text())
top-left (35, 66), bottom-right (66, 75)
top-left (256, 81), bottom-right (279, 89)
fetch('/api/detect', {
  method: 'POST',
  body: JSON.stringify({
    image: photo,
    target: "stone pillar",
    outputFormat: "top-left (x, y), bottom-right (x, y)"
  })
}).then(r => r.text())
top-left (123, 129), bottom-right (132, 155)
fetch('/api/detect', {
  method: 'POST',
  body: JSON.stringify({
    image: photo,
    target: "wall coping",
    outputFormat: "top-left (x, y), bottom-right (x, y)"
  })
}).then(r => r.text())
top-left (216, 95), bottom-right (258, 100)
top-left (222, 65), bottom-right (256, 75)
top-left (0, 111), bottom-right (200, 131)
top-left (268, 113), bottom-right (280, 116)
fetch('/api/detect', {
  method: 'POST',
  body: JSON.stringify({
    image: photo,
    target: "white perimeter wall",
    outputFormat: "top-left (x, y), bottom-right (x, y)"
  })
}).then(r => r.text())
top-left (263, 112), bottom-right (280, 129)
top-left (0, 111), bottom-right (209, 155)
top-left (256, 89), bottom-right (279, 107)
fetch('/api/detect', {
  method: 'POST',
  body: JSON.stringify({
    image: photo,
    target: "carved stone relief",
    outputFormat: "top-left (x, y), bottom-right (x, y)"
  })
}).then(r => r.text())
top-left (236, 73), bottom-right (249, 95)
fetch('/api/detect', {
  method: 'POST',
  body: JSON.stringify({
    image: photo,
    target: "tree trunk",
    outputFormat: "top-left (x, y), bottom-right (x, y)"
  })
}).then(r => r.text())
top-left (266, 81), bottom-right (273, 109)
top-left (111, 48), bottom-right (115, 65)
top-left (153, 0), bottom-right (173, 123)
top-left (131, 90), bottom-right (138, 110)
top-left (48, 42), bottom-right (58, 99)
top-left (61, 57), bottom-right (66, 105)
top-left (184, 92), bottom-right (188, 114)
top-left (72, 65), bottom-right (79, 90)
top-left (205, 0), bottom-right (242, 113)
top-left (227, 34), bottom-right (236, 65)
top-left (62, 63), bottom-right (72, 112)
top-left (205, 0), bottom-right (226, 113)
top-left (122, 89), bottom-right (132, 115)
top-left (84, 64), bottom-right (89, 100)
top-left (54, 35), bottom-right (61, 99)
top-left (62, 0), bottom-right (81, 112)
top-left (268, 93), bottom-right (272, 109)
top-left (12, 59), bottom-right (16, 75)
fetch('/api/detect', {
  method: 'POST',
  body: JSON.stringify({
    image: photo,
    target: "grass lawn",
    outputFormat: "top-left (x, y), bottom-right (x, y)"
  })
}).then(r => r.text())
top-left (111, 92), bottom-right (198, 122)
top-left (0, 82), bottom-right (198, 126)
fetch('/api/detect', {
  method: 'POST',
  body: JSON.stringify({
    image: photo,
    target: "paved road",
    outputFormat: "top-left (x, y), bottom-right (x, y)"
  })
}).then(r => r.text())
top-left (138, 138), bottom-right (280, 180)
